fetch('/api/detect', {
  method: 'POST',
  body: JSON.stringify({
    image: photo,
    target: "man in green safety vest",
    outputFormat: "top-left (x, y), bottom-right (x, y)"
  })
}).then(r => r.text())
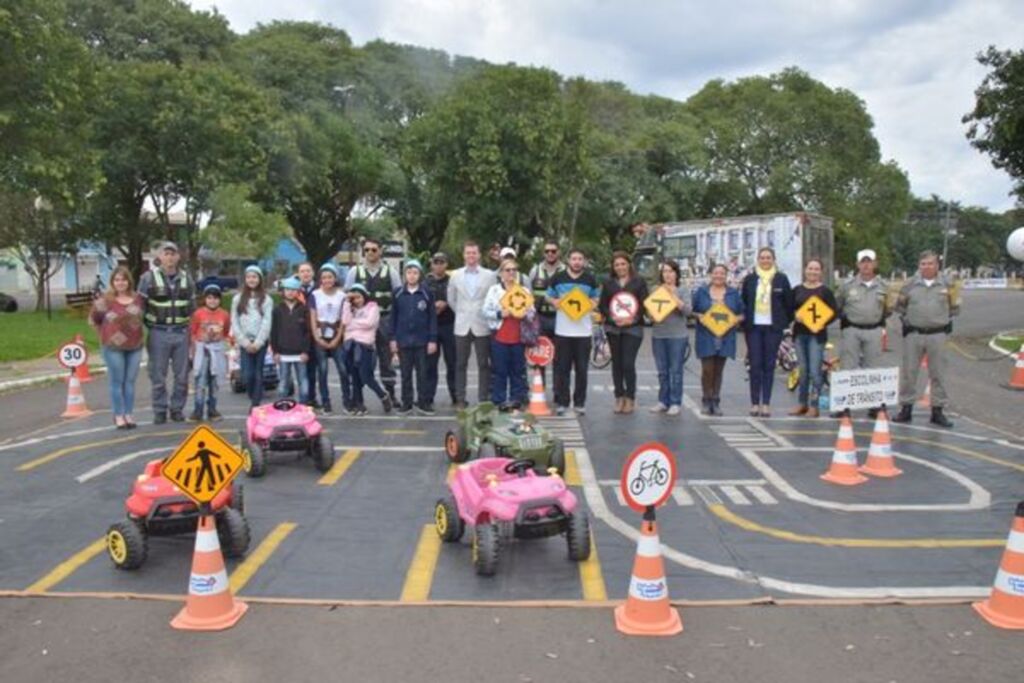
top-left (137, 242), bottom-right (194, 423)
top-left (527, 240), bottom-right (565, 384)
top-left (345, 237), bottom-right (401, 402)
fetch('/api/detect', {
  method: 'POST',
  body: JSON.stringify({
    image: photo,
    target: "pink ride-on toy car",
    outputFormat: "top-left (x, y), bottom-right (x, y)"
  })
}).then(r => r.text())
top-left (240, 398), bottom-right (335, 477)
top-left (435, 457), bottom-right (591, 576)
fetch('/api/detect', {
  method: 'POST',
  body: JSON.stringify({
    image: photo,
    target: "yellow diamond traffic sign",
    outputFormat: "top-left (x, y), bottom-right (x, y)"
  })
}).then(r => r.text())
top-left (160, 425), bottom-right (245, 506)
top-left (699, 302), bottom-right (739, 338)
top-left (795, 295), bottom-right (835, 335)
top-left (558, 286), bottom-right (594, 322)
top-left (644, 286), bottom-right (679, 324)
top-left (500, 284), bottom-right (534, 319)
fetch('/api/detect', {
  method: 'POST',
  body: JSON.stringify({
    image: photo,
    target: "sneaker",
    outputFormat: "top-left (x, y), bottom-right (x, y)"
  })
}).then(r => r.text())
top-left (351, 405), bottom-right (367, 416)
top-left (650, 403), bottom-right (668, 414)
top-left (208, 409), bottom-right (223, 422)
top-left (381, 394), bottom-right (393, 414)
top-left (188, 411), bottom-right (203, 422)
top-left (666, 405), bottom-right (681, 416)
top-left (170, 411), bottom-right (186, 423)
top-left (153, 413), bottom-right (167, 425)
top-left (416, 404), bottom-right (436, 416)
top-left (397, 404), bottom-right (414, 415)
top-left (574, 406), bottom-right (586, 416)
top-left (555, 405), bottom-right (567, 416)
top-left (321, 403), bottom-right (333, 415)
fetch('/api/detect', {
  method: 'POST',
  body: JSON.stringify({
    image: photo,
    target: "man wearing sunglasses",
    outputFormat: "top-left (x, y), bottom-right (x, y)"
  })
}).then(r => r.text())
top-left (528, 241), bottom-right (565, 385)
top-left (346, 237), bottom-right (401, 403)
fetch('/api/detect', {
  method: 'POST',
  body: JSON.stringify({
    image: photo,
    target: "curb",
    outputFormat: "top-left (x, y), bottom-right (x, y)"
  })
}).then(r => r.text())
top-left (0, 366), bottom-right (108, 394)
top-left (988, 330), bottom-right (1023, 358)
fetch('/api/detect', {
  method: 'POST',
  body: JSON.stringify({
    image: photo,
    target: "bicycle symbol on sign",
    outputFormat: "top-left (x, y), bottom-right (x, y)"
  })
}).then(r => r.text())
top-left (629, 458), bottom-right (669, 496)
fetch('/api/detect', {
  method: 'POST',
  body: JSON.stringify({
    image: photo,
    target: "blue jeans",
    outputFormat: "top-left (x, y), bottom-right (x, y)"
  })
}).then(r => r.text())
top-left (795, 334), bottom-right (825, 407)
top-left (745, 326), bottom-right (784, 406)
top-left (316, 344), bottom-right (351, 410)
top-left (192, 349), bottom-right (219, 415)
top-left (102, 346), bottom-right (142, 417)
top-left (343, 340), bottom-right (386, 407)
top-left (652, 336), bottom-right (688, 407)
top-left (279, 360), bottom-right (309, 404)
top-left (239, 345), bottom-right (267, 407)
top-left (490, 339), bottom-right (527, 406)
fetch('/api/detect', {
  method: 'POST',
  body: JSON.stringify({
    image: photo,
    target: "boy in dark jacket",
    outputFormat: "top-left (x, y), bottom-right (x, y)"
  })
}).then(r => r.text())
top-left (389, 260), bottom-right (438, 415)
top-left (271, 276), bottom-right (312, 404)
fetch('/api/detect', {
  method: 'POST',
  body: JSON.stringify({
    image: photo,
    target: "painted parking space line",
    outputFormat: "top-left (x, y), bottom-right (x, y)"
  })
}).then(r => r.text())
top-left (578, 531), bottom-right (607, 601)
top-left (317, 449), bottom-right (361, 486)
top-left (564, 449), bottom-right (582, 486)
top-left (25, 537), bottom-right (107, 593)
top-left (230, 522), bottom-right (298, 594)
top-left (76, 447), bottom-right (166, 483)
top-left (400, 524), bottom-right (442, 602)
top-left (708, 505), bottom-right (1004, 548)
top-left (16, 430), bottom-right (184, 472)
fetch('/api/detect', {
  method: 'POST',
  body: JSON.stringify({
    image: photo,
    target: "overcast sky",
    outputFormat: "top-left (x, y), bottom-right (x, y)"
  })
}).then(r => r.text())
top-left (192, 0), bottom-right (1023, 213)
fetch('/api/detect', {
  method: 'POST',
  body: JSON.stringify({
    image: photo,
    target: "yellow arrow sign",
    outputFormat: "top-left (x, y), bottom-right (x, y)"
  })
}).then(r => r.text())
top-left (644, 286), bottom-right (679, 324)
top-left (699, 302), bottom-right (739, 338)
top-left (160, 426), bottom-right (245, 506)
top-left (795, 294), bottom-right (834, 335)
top-left (558, 287), bottom-right (594, 322)
top-left (500, 284), bottom-right (534, 319)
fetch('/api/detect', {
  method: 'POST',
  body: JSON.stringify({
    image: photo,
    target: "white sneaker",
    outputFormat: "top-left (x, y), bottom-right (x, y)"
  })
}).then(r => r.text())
top-left (666, 405), bottom-right (681, 416)
top-left (555, 405), bottom-right (567, 416)
top-left (650, 403), bottom-right (668, 414)
top-left (574, 406), bottom-right (586, 416)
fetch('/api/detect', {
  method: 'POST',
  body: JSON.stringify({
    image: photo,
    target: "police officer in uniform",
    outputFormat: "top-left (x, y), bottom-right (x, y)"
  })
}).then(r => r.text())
top-left (892, 250), bottom-right (957, 427)
top-left (527, 240), bottom-right (565, 384)
top-left (345, 237), bottom-right (401, 402)
top-left (137, 242), bottom-right (194, 423)
top-left (836, 248), bottom-right (890, 417)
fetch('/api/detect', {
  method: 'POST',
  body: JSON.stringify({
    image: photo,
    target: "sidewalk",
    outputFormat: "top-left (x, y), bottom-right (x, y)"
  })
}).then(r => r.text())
top-left (0, 355), bottom-right (109, 393)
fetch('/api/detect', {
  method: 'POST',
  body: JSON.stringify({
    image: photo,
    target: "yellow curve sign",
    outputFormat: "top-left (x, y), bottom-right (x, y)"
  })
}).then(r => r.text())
top-left (795, 295), bottom-right (835, 335)
top-left (558, 287), bottom-right (594, 322)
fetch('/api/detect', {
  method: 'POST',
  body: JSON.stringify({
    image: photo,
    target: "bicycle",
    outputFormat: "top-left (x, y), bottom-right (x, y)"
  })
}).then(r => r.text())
top-left (590, 320), bottom-right (612, 370)
top-left (786, 341), bottom-right (840, 392)
top-left (629, 459), bottom-right (669, 496)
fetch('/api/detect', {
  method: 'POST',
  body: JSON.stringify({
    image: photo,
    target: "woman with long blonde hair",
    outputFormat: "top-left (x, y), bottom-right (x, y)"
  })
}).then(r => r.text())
top-left (89, 266), bottom-right (145, 428)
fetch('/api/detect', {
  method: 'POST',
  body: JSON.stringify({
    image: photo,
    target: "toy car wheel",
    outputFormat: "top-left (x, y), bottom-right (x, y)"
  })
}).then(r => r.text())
top-left (313, 434), bottom-right (335, 472)
top-left (472, 523), bottom-right (500, 576)
top-left (566, 513), bottom-right (591, 562)
top-left (477, 441), bottom-right (497, 460)
top-left (546, 439), bottom-right (566, 476)
top-left (444, 427), bottom-right (469, 463)
top-left (107, 520), bottom-right (148, 570)
top-left (230, 482), bottom-right (245, 515)
top-left (244, 442), bottom-right (267, 478)
top-left (434, 497), bottom-right (464, 542)
top-left (216, 508), bottom-right (251, 558)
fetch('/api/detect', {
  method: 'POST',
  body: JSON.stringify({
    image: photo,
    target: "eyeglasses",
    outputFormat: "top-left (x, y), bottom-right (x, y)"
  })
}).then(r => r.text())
top-left (503, 268), bottom-right (518, 273)
top-left (363, 247), bottom-right (378, 253)
top-left (544, 248), bottom-right (558, 254)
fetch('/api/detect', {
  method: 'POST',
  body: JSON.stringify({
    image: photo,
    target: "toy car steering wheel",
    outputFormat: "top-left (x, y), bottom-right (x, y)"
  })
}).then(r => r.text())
top-left (504, 459), bottom-right (536, 477)
top-left (272, 398), bottom-right (297, 411)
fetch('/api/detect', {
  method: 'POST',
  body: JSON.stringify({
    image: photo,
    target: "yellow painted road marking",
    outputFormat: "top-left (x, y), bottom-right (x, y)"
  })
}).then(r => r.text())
top-left (579, 531), bottom-right (607, 601)
top-left (317, 448), bottom-right (361, 486)
top-left (16, 430), bottom-right (183, 472)
top-left (230, 522), bottom-right (297, 594)
top-left (777, 430), bottom-right (1024, 473)
top-left (564, 449), bottom-right (581, 486)
top-left (381, 429), bottom-right (426, 435)
top-left (709, 504), bottom-right (1004, 548)
top-left (400, 524), bottom-right (442, 601)
top-left (25, 537), bottom-right (106, 593)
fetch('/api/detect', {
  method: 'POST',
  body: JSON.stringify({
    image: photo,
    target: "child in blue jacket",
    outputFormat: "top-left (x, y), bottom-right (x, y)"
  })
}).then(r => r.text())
top-left (389, 260), bottom-right (438, 415)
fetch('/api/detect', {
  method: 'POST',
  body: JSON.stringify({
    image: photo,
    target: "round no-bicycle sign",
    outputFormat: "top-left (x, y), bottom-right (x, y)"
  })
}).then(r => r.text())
top-left (57, 341), bottom-right (88, 369)
top-left (619, 442), bottom-right (678, 513)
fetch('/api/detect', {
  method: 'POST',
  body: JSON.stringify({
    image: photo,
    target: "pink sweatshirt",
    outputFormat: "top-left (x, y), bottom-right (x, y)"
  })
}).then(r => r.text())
top-left (342, 299), bottom-right (379, 346)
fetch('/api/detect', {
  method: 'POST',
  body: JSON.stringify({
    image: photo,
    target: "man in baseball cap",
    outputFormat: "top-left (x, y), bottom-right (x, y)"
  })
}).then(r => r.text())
top-left (425, 252), bottom-right (456, 406)
top-left (835, 246), bottom-right (890, 417)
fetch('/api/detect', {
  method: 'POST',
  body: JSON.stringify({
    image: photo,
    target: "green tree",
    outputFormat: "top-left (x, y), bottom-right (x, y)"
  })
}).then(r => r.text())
top-left (205, 184), bottom-right (290, 260)
top-left (964, 46), bottom-right (1024, 203)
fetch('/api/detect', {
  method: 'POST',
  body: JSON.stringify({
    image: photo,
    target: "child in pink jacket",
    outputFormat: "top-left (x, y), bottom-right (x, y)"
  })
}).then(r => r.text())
top-left (342, 284), bottom-right (393, 415)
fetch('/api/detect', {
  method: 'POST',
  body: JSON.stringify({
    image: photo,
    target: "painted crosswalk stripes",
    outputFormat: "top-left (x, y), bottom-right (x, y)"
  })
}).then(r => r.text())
top-left (598, 479), bottom-right (777, 507)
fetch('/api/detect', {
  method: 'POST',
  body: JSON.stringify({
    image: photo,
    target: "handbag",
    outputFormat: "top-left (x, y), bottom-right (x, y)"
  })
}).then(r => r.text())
top-left (520, 311), bottom-right (541, 346)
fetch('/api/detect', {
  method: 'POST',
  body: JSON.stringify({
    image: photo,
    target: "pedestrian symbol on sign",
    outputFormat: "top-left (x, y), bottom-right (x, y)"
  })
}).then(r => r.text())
top-left (161, 426), bottom-right (246, 506)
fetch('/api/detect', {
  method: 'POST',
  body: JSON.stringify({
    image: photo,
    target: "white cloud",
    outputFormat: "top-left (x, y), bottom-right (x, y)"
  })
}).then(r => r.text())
top-left (194, 0), bottom-right (1021, 211)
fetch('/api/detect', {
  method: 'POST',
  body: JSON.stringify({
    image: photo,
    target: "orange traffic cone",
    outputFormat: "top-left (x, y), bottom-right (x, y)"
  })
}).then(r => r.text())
top-left (72, 334), bottom-right (94, 383)
top-left (917, 355), bottom-right (931, 408)
top-left (973, 502), bottom-right (1024, 630)
top-left (859, 408), bottom-right (902, 478)
top-left (526, 366), bottom-right (551, 417)
top-left (615, 518), bottom-right (683, 637)
top-left (170, 515), bottom-right (248, 631)
top-left (820, 416), bottom-right (867, 486)
top-left (61, 374), bottom-right (93, 418)
top-left (1004, 345), bottom-right (1024, 391)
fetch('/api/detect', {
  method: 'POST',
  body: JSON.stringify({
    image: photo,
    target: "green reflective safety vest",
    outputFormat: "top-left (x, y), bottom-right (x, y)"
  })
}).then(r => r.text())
top-left (530, 262), bottom-right (565, 316)
top-left (355, 264), bottom-right (394, 314)
top-left (144, 269), bottom-right (192, 327)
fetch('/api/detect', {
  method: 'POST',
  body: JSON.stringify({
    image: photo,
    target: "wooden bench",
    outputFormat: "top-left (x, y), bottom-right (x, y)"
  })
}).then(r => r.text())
top-left (65, 292), bottom-right (94, 315)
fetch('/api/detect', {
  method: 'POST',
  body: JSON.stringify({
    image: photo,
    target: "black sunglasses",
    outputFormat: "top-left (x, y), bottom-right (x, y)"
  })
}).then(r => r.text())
top-left (363, 247), bottom-right (378, 253)
top-left (544, 248), bottom-right (558, 254)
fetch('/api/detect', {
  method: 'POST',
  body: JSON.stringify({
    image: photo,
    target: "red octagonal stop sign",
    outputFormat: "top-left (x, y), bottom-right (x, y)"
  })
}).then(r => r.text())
top-left (525, 336), bottom-right (555, 367)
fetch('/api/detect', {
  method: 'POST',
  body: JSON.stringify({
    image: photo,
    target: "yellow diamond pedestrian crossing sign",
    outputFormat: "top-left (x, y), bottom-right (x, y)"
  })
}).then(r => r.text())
top-left (500, 284), bottom-right (534, 319)
top-left (644, 286), bottom-right (678, 324)
top-left (699, 303), bottom-right (739, 338)
top-left (558, 287), bottom-right (594, 322)
top-left (795, 295), bottom-right (835, 335)
top-left (161, 426), bottom-right (245, 506)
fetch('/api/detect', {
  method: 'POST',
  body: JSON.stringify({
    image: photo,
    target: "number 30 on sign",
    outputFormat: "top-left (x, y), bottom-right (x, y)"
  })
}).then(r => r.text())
top-left (57, 342), bottom-right (88, 369)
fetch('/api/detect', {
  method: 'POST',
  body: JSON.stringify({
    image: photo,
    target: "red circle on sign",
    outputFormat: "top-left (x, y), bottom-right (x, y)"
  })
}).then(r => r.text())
top-left (609, 291), bottom-right (640, 325)
top-left (619, 442), bottom-right (678, 513)
top-left (525, 336), bottom-right (555, 367)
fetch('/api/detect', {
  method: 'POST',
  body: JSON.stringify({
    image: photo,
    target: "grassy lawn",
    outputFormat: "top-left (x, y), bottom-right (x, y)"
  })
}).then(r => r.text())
top-left (0, 310), bottom-right (101, 363)
top-left (992, 333), bottom-right (1024, 354)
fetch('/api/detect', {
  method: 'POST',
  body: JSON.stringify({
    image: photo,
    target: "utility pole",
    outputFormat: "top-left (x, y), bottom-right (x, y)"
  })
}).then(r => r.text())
top-left (941, 201), bottom-right (957, 269)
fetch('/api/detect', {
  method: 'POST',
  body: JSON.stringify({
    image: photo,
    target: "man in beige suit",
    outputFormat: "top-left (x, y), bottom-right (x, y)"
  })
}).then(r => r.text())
top-left (448, 241), bottom-right (496, 408)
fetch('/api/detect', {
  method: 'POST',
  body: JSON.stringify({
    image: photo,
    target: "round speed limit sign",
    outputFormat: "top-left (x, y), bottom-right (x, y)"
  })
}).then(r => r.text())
top-left (619, 442), bottom-right (678, 513)
top-left (57, 342), bottom-right (88, 369)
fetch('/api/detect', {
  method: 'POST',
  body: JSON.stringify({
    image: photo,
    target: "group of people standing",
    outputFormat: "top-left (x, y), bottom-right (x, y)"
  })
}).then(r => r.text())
top-left (88, 237), bottom-right (958, 430)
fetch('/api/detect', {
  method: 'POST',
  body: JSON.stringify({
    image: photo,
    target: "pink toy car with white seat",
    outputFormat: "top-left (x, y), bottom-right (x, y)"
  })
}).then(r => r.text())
top-left (434, 457), bottom-right (591, 576)
top-left (240, 398), bottom-right (334, 477)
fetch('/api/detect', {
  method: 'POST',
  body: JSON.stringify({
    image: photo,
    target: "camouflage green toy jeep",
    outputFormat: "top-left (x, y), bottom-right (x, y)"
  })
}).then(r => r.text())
top-left (443, 402), bottom-right (566, 475)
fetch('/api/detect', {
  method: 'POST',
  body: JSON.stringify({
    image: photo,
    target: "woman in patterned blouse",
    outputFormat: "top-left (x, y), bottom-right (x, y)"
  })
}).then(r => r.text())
top-left (89, 266), bottom-right (146, 429)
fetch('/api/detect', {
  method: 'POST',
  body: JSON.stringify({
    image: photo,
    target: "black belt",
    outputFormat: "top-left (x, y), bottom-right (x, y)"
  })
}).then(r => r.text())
top-left (841, 320), bottom-right (882, 330)
top-left (906, 325), bottom-right (949, 335)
